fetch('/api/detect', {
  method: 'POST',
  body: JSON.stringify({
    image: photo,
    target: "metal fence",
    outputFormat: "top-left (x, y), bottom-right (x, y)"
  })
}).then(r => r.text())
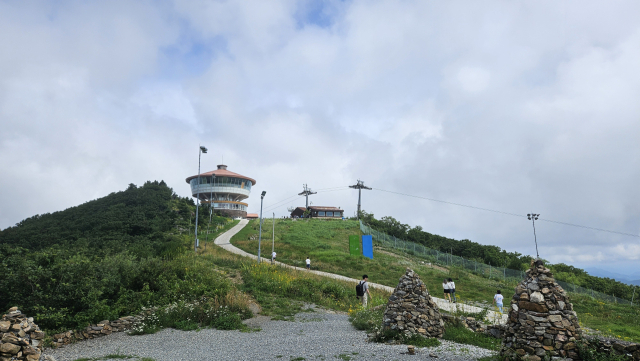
top-left (359, 221), bottom-right (634, 305)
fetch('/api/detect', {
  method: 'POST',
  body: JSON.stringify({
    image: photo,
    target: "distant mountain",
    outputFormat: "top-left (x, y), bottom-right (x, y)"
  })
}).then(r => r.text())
top-left (585, 267), bottom-right (640, 286)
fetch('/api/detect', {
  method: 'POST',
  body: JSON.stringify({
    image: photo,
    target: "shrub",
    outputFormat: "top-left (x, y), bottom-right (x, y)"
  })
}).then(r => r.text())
top-left (129, 293), bottom-right (251, 335)
top-left (442, 325), bottom-right (500, 350)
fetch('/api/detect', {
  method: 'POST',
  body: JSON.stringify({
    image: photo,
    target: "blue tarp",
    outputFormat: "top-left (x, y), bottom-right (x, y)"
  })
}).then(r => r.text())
top-left (362, 235), bottom-right (373, 259)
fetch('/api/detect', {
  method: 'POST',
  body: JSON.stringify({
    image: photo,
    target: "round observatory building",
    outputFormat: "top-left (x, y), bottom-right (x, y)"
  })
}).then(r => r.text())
top-left (185, 164), bottom-right (256, 218)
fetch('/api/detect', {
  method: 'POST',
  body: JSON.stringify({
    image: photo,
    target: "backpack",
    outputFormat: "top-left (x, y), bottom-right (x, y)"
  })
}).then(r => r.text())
top-left (356, 281), bottom-right (364, 297)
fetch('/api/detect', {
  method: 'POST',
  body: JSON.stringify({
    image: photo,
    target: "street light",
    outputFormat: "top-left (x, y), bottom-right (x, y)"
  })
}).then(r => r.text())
top-left (205, 175), bottom-right (215, 251)
top-left (527, 213), bottom-right (540, 258)
top-left (194, 145), bottom-right (208, 253)
top-left (258, 191), bottom-right (266, 263)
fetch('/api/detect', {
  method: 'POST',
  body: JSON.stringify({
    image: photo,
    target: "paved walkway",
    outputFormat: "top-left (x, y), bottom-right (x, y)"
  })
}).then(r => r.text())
top-left (215, 219), bottom-right (506, 324)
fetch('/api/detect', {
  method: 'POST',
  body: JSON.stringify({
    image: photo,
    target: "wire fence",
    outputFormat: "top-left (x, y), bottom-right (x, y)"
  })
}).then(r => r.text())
top-left (359, 221), bottom-right (634, 306)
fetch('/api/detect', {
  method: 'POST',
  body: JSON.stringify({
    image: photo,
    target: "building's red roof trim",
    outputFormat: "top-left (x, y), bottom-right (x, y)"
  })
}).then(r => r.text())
top-left (185, 168), bottom-right (256, 185)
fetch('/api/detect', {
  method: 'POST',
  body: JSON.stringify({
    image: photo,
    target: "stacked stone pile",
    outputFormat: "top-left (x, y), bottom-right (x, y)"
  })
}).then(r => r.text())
top-left (501, 259), bottom-right (582, 361)
top-left (51, 316), bottom-right (139, 348)
top-left (583, 336), bottom-right (640, 360)
top-left (0, 307), bottom-right (45, 361)
top-left (382, 268), bottom-right (445, 338)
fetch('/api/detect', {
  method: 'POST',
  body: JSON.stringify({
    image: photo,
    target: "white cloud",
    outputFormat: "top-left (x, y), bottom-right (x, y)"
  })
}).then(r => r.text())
top-left (1, 0), bottom-right (639, 275)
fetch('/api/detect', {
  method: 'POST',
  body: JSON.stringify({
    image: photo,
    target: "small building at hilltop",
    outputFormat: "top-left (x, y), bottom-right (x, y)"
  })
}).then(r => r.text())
top-left (290, 206), bottom-right (344, 219)
top-left (246, 213), bottom-right (259, 219)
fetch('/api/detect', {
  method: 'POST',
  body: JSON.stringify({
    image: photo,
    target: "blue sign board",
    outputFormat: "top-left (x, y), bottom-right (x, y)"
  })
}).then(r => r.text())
top-left (362, 235), bottom-right (373, 259)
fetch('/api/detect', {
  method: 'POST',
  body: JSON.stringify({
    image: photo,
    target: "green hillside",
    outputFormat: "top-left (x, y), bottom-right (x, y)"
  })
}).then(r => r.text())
top-left (0, 181), bottom-right (236, 331)
top-left (231, 219), bottom-right (508, 303)
top-left (231, 218), bottom-right (640, 342)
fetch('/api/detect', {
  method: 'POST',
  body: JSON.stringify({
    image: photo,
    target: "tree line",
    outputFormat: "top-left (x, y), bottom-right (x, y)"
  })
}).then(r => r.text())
top-left (359, 211), bottom-right (637, 301)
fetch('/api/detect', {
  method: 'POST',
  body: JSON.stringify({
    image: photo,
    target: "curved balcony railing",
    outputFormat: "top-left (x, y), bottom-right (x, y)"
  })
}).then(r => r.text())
top-left (191, 184), bottom-right (251, 198)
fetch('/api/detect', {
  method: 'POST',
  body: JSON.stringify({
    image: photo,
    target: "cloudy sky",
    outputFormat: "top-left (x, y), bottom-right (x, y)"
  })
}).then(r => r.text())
top-left (1, 1), bottom-right (639, 276)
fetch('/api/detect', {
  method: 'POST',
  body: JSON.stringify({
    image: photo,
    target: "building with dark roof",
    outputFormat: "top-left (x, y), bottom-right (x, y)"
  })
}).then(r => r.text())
top-left (290, 206), bottom-right (344, 219)
top-left (185, 164), bottom-right (256, 218)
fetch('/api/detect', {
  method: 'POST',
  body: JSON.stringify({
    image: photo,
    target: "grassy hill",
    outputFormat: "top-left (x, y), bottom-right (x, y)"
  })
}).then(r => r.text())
top-left (0, 181), bottom-right (238, 332)
top-left (231, 218), bottom-right (640, 342)
top-left (2, 185), bottom-right (638, 344)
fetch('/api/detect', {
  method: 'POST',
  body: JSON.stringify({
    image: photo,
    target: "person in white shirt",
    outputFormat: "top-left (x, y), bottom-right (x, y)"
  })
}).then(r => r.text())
top-left (442, 279), bottom-right (451, 302)
top-left (448, 278), bottom-right (456, 303)
top-left (493, 290), bottom-right (504, 313)
top-left (271, 251), bottom-right (276, 265)
top-left (306, 256), bottom-right (311, 270)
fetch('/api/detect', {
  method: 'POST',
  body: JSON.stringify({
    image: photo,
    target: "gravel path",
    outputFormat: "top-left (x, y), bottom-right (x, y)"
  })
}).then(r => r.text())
top-left (45, 309), bottom-right (496, 361)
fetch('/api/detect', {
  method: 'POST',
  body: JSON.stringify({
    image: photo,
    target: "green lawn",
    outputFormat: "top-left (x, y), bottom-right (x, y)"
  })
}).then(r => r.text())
top-left (229, 218), bottom-right (640, 343)
top-left (231, 219), bottom-right (516, 306)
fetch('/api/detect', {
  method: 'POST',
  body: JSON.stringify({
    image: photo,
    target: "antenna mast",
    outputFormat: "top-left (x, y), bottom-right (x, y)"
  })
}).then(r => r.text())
top-left (298, 184), bottom-right (317, 209)
top-left (349, 179), bottom-right (372, 219)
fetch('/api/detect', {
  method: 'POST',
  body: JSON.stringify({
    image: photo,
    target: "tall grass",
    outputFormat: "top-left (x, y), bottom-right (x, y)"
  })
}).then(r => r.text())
top-left (240, 262), bottom-right (389, 313)
top-left (572, 294), bottom-right (640, 342)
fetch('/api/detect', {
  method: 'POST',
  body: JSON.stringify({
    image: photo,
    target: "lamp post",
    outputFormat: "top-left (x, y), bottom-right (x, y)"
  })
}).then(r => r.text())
top-left (258, 191), bottom-right (266, 262)
top-left (194, 145), bottom-right (207, 252)
top-left (527, 213), bottom-right (540, 258)
top-left (205, 175), bottom-right (215, 251)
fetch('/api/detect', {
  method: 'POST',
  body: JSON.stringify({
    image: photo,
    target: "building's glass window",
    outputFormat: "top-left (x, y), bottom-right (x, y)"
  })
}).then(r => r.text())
top-left (318, 211), bottom-right (325, 216)
top-left (336, 212), bottom-right (342, 217)
top-left (326, 212), bottom-right (333, 217)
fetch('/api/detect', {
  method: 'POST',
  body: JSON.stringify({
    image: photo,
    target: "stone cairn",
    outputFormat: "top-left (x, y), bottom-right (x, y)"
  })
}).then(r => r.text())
top-left (501, 259), bottom-right (581, 361)
top-left (382, 268), bottom-right (445, 338)
top-left (0, 307), bottom-right (45, 361)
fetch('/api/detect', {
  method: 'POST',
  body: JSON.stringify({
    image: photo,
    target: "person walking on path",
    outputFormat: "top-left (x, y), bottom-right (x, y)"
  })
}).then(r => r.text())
top-left (493, 290), bottom-right (504, 313)
top-left (306, 256), bottom-right (311, 270)
top-left (358, 275), bottom-right (371, 307)
top-left (271, 251), bottom-right (276, 265)
top-left (442, 279), bottom-right (451, 302)
top-left (448, 278), bottom-right (456, 303)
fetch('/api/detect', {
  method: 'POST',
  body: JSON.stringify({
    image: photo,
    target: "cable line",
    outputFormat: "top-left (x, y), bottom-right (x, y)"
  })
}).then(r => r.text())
top-left (538, 218), bottom-right (639, 238)
top-left (373, 188), bottom-right (525, 218)
top-left (262, 194), bottom-right (302, 212)
top-left (372, 188), bottom-right (640, 238)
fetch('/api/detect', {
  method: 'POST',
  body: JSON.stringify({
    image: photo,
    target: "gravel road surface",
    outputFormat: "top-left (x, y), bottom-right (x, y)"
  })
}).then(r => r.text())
top-left (45, 309), bottom-right (496, 361)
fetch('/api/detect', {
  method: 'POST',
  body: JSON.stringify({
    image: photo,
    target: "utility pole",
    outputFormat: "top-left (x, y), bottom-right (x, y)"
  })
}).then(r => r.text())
top-left (272, 212), bottom-right (275, 256)
top-left (194, 145), bottom-right (207, 252)
top-left (349, 179), bottom-right (372, 219)
top-left (298, 184), bottom-right (317, 215)
top-left (258, 191), bottom-right (266, 262)
top-left (527, 213), bottom-right (540, 258)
